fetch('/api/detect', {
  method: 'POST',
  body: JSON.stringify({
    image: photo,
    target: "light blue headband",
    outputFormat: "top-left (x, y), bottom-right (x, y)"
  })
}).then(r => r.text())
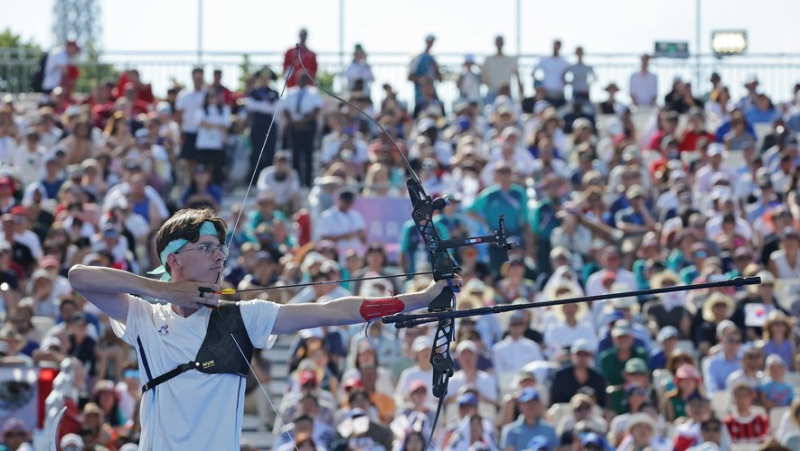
top-left (148, 221), bottom-right (219, 281)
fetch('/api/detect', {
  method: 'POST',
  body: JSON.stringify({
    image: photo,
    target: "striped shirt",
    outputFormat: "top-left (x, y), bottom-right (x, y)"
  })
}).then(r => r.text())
top-left (723, 412), bottom-right (769, 443)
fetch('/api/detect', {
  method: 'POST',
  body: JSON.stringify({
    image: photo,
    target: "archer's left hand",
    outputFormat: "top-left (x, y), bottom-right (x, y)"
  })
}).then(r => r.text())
top-left (424, 275), bottom-right (463, 300)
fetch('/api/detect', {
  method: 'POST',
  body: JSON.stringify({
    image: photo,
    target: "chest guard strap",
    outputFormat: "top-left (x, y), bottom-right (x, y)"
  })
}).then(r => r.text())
top-left (142, 302), bottom-right (255, 393)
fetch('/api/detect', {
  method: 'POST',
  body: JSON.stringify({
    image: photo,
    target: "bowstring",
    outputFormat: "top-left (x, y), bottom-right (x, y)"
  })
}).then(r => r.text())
top-left (211, 45), bottom-right (302, 451)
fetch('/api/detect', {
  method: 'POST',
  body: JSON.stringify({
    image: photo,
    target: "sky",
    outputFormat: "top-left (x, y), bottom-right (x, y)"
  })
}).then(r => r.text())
top-left (3, 0), bottom-right (800, 100)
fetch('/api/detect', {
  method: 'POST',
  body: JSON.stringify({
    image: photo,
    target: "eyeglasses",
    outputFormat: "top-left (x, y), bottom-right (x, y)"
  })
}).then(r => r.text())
top-left (177, 242), bottom-right (229, 260)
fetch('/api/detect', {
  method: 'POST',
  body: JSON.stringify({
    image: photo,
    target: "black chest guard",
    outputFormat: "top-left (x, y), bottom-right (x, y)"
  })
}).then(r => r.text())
top-left (142, 302), bottom-right (254, 393)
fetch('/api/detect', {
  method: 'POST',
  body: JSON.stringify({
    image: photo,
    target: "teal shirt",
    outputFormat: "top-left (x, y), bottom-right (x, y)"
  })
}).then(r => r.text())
top-left (466, 184), bottom-right (528, 235)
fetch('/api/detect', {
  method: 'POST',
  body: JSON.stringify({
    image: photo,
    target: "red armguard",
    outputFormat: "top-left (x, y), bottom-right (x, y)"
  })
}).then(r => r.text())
top-left (359, 297), bottom-right (405, 321)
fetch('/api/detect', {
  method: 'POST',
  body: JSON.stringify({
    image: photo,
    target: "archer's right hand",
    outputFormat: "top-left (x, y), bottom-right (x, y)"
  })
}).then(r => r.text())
top-left (163, 281), bottom-right (221, 309)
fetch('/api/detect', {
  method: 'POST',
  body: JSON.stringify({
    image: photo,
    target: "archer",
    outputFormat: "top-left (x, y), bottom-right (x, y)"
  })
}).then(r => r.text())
top-left (68, 207), bottom-right (460, 450)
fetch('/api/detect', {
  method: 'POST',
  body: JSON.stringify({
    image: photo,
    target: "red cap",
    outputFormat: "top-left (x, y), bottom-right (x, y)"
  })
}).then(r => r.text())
top-left (41, 255), bottom-right (60, 269)
top-left (66, 40), bottom-right (81, 51)
top-left (0, 176), bottom-right (13, 189)
top-left (409, 380), bottom-right (427, 393)
top-left (9, 205), bottom-right (27, 216)
top-left (343, 377), bottom-right (362, 390)
top-left (299, 369), bottom-right (317, 386)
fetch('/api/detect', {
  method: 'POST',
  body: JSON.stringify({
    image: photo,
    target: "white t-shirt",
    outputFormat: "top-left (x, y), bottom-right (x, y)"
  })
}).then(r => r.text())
top-left (176, 89), bottom-right (207, 133)
top-left (492, 337), bottom-right (544, 374)
top-left (111, 296), bottom-right (281, 451)
top-left (482, 55), bottom-right (518, 91)
top-left (195, 105), bottom-right (231, 150)
top-left (43, 47), bottom-right (70, 91)
top-left (629, 71), bottom-right (658, 106)
top-left (533, 57), bottom-right (570, 92)
top-left (317, 206), bottom-right (366, 258)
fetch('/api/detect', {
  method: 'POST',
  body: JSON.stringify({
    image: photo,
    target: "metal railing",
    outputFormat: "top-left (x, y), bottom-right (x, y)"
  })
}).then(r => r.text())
top-left (2, 48), bottom-right (800, 109)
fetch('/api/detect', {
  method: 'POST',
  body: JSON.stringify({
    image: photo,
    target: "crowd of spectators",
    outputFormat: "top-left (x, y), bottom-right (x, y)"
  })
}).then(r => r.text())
top-left (2, 28), bottom-right (800, 451)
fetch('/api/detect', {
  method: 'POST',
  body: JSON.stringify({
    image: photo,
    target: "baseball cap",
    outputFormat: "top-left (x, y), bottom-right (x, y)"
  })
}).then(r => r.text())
top-left (458, 392), bottom-right (478, 406)
top-left (60, 433), bottom-right (84, 448)
top-left (41, 255), bottom-right (60, 269)
top-left (526, 435), bottom-right (551, 451)
top-left (1, 418), bottom-right (27, 435)
top-left (456, 340), bottom-right (478, 356)
top-left (657, 326), bottom-right (679, 343)
top-left (409, 380), bottom-right (426, 394)
top-left (412, 336), bottom-right (433, 353)
top-left (675, 363), bottom-right (702, 380)
top-left (625, 381), bottom-right (648, 396)
top-left (624, 358), bottom-right (648, 374)
top-left (425, 34), bottom-right (436, 41)
top-left (707, 143), bottom-right (726, 157)
top-left (299, 369), bottom-right (317, 386)
top-left (571, 339), bottom-right (595, 355)
top-left (611, 320), bottom-right (633, 338)
top-left (518, 387), bottom-right (541, 403)
top-left (766, 354), bottom-right (786, 368)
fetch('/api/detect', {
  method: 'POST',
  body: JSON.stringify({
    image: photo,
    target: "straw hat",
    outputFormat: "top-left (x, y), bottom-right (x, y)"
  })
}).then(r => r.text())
top-left (764, 310), bottom-right (793, 337)
top-left (548, 283), bottom-right (588, 321)
top-left (651, 270), bottom-right (680, 289)
top-left (701, 292), bottom-right (736, 323)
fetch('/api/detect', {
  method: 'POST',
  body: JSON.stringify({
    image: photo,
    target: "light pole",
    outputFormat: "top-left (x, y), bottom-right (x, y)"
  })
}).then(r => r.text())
top-left (695, 0), bottom-right (701, 88)
top-left (198, 0), bottom-right (203, 65)
top-left (516, 0), bottom-right (522, 56)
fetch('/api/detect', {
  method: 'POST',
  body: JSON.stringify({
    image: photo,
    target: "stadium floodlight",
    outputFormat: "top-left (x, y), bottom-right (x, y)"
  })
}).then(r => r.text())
top-left (711, 30), bottom-right (747, 57)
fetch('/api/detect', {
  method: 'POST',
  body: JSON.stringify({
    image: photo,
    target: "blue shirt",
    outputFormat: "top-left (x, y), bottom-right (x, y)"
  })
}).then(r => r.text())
top-left (760, 379), bottom-right (794, 407)
top-left (501, 418), bottom-right (557, 450)
top-left (703, 353), bottom-right (741, 393)
top-left (763, 340), bottom-right (794, 369)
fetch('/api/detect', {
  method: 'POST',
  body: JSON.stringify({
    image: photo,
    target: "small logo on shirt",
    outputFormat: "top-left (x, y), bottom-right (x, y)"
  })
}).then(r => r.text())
top-left (157, 324), bottom-right (170, 336)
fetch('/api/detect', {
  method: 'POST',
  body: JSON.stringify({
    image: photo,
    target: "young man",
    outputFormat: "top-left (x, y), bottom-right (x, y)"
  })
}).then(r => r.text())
top-left (68, 207), bottom-right (458, 450)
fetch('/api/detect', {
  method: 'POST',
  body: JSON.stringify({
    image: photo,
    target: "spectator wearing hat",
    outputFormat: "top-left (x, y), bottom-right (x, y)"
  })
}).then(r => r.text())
top-left (60, 432), bottom-right (84, 451)
top-left (629, 54), bottom-right (658, 107)
top-left (447, 340), bottom-right (499, 406)
top-left (599, 82), bottom-right (625, 115)
top-left (1, 417), bottom-right (31, 450)
top-left (672, 394), bottom-right (723, 451)
top-left (0, 176), bottom-right (18, 214)
top-left (760, 354), bottom-right (794, 410)
top-left (723, 381), bottom-right (770, 444)
top-left (408, 34), bottom-right (442, 106)
top-left (762, 310), bottom-right (796, 371)
top-left (644, 270), bottom-right (692, 335)
top-left (274, 413), bottom-right (332, 451)
top-left (391, 379), bottom-right (436, 440)
top-left (457, 54), bottom-right (482, 103)
top-left (283, 29), bottom-right (318, 88)
top-left (543, 284), bottom-right (595, 359)
top-left (550, 339), bottom-right (607, 408)
top-left (256, 151), bottom-right (301, 214)
top-left (649, 326), bottom-right (680, 370)
top-left (616, 412), bottom-right (658, 451)
top-left (344, 44), bottom-right (374, 95)
top-left (599, 321), bottom-right (649, 386)
top-left (694, 292), bottom-right (736, 355)
top-left (492, 310), bottom-right (544, 376)
top-left (500, 387), bottom-right (557, 450)
top-left (663, 364), bottom-right (704, 422)
top-left (585, 246), bottom-right (636, 298)
top-left (279, 366), bottom-right (337, 426)
top-left (443, 407), bottom-right (501, 450)
top-left (731, 270), bottom-right (788, 341)
top-left (396, 336), bottom-right (434, 408)
top-left (556, 394), bottom-right (607, 446)
top-left (737, 74), bottom-right (761, 112)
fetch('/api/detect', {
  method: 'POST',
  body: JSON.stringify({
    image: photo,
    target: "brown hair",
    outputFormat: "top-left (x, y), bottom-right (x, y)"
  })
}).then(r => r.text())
top-left (666, 349), bottom-right (696, 375)
top-left (155, 208), bottom-right (226, 275)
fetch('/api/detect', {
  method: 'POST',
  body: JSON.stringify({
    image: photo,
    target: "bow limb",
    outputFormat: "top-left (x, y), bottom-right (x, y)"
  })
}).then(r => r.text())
top-left (293, 57), bottom-right (457, 450)
top-left (48, 406), bottom-right (67, 451)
